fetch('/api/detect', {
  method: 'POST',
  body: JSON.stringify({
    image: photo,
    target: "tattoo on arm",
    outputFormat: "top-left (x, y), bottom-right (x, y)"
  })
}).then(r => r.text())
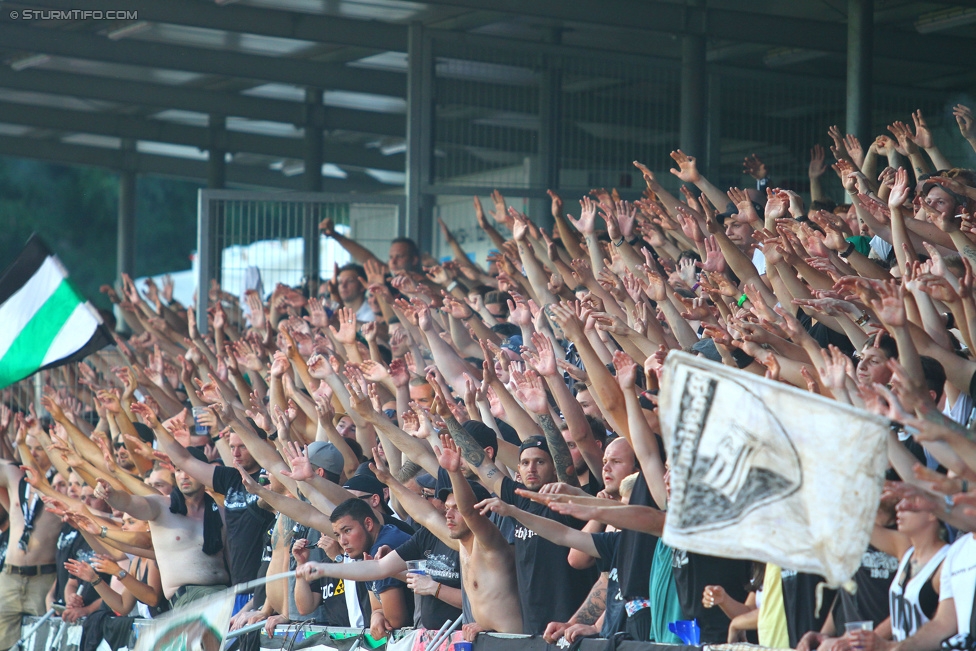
top-left (539, 414), bottom-right (579, 486)
top-left (574, 580), bottom-right (607, 626)
top-left (445, 417), bottom-right (486, 467)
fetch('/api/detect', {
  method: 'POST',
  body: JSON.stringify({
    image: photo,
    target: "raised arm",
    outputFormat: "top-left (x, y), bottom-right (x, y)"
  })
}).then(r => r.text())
top-left (130, 402), bottom-right (217, 489)
top-left (478, 493), bottom-right (599, 558)
top-left (94, 478), bottom-right (162, 522)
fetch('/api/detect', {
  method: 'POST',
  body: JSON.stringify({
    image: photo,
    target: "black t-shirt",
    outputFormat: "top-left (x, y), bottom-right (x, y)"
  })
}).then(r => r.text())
top-left (615, 472), bottom-right (657, 601)
top-left (833, 546), bottom-right (898, 631)
top-left (55, 524), bottom-right (109, 606)
top-left (212, 465), bottom-right (278, 585)
top-left (251, 522), bottom-right (275, 610)
top-left (581, 471), bottom-right (602, 496)
top-left (591, 531), bottom-right (625, 637)
top-left (310, 571), bottom-right (366, 627)
top-left (782, 570), bottom-right (836, 647)
top-left (395, 527), bottom-right (462, 629)
top-left (671, 550), bottom-right (751, 644)
top-left (500, 476), bottom-right (598, 635)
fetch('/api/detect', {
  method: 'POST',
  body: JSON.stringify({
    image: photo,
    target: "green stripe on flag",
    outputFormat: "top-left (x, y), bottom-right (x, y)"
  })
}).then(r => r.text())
top-left (0, 280), bottom-right (84, 386)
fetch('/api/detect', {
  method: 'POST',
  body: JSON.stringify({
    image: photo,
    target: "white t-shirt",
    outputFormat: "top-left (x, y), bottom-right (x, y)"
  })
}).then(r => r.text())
top-left (939, 534), bottom-right (976, 635)
top-left (752, 248), bottom-right (767, 276)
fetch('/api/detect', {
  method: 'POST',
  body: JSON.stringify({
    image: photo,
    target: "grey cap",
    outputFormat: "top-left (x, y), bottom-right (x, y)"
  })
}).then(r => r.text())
top-left (307, 441), bottom-right (343, 476)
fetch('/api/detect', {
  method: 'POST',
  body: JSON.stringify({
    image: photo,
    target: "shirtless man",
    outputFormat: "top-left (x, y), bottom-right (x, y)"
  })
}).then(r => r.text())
top-left (296, 436), bottom-right (521, 640)
top-left (93, 451), bottom-right (229, 609)
top-left (0, 434), bottom-right (61, 651)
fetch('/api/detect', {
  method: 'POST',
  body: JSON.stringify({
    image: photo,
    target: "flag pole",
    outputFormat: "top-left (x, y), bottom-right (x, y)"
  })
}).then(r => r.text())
top-left (15, 609), bottom-right (55, 650)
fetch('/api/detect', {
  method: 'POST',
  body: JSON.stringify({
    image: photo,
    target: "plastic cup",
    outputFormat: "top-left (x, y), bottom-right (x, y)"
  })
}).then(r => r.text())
top-left (406, 560), bottom-right (427, 575)
top-left (845, 621), bottom-right (873, 650)
top-left (191, 406), bottom-right (210, 436)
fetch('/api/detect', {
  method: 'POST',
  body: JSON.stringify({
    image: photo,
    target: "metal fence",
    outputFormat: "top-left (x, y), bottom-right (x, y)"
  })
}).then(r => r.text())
top-left (196, 190), bottom-right (406, 332)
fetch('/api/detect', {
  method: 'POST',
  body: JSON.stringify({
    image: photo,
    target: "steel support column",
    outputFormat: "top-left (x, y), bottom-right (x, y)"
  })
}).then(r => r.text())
top-left (680, 30), bottom-right (707, 163)
top-left (531, 29), bottom-right (562, 231)
top-left (846, 0), bottom-right (874, 146)
top-left (208, 114), bottom-right (227, 189)
top-left (304, 88), bottom-right (325, 293)
top-left (406, 23), bottom-right (435, 253)
top-left (116, 140), bottom-right (137, 332)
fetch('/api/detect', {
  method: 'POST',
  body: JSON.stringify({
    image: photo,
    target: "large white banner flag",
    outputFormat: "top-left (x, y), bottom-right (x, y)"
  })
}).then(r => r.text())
top-left (659, 352), bottom-right (889, 587)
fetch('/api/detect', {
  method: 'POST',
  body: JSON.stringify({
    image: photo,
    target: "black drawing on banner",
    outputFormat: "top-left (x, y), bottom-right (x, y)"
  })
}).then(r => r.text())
top-left (670, 371), bottom-right (802, 533)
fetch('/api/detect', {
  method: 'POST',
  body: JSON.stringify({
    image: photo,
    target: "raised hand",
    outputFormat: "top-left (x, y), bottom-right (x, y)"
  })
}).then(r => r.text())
top-left (511, 369), bottom-right (549, 415)
top-left (887, 167), bottom-right (911, 209)
top-left (742, 154), bottom-right (767, 180)
top-left (911, 110), bottom-right (933, 149)
top-left (954, 104), bottom-right (975, 142)
top-left (669, 149), bottom-right (701, 183)
top-left (568, 197), bottom-right (598, 235)
top-left (330, 307), bottom-right (358, 345)
top-left (280, 442), bottom-right (315, 482)
top-left (435, 433), bottom-right (463, 473)
top-left (809, 144), bottom-right (827, 179)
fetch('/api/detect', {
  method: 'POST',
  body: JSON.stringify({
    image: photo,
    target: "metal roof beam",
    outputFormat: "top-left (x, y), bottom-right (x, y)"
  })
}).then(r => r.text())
top-left (0, 135), bottom-right (391, 191)
top-left (0, 102), bottom-right (404, 171)
top-left (0, 23), bottom-right (406, 96)
top-left (419, 0), bottom-right (976, 65)
top-left (19, 0), bottom-right (409, 51)
top-left (0, 68), bottom-right (405, 136)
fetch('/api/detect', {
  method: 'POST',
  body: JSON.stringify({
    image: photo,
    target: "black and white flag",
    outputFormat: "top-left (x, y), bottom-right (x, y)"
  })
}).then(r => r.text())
top-left (659, 351), bottom-right (888, 587)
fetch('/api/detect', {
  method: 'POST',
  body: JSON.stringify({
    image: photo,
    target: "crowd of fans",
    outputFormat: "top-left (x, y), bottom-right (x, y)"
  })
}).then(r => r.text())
top-left (2, 105), bottom-right (976, 651)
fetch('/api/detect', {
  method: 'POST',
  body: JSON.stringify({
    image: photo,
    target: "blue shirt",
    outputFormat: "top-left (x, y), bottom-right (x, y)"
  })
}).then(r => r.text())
top-left (367, 524), bottom-right (412, 598)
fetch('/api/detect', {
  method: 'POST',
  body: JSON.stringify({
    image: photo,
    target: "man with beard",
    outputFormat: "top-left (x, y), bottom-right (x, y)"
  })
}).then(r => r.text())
top-left (93, 447), bottom-right (229, 609)
top-left (131, 403), bottom-right (274, 613)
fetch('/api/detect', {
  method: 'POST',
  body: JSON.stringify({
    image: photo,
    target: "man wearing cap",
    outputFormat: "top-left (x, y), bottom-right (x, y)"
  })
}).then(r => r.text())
top-left (342, 474), bottom-right (415, 536)
top-left (446, 414), bottom-right (599, 636)
top-left (130, 403), bottom-right (273, 613)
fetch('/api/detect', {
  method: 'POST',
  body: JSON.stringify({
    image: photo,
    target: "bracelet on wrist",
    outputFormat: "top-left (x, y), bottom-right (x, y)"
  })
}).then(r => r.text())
top-left (613, 236), bottom-right (625, 247)
top-left (839, 241), bottom-right (856, 258)
top-left (446, 281), bottom-right (459, 292)
top-left (90, 576), bottom-right (102, 587)
top-left (737, 294), bottom-right (749, 307)
top-left (434, 583), bottom-right (442, 599)
top-left (100, 526), bottom-right (108, 539)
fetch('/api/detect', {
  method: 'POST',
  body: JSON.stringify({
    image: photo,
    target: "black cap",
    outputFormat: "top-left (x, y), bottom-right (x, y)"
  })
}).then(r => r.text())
top-left (186, 446), bottom-right (210, 464)
top-left (518, 435), bottom-right (551, 459)
top-left (132, 422), bottom-right (155, 444)
top-left (463, 420), bottom-right (497, 454)
top-left (438, 480), bottom-right (492, 503)
top-left (415, 472), bottom-right (436, 490)
top-left (343, 474), bottom-right (387, 501)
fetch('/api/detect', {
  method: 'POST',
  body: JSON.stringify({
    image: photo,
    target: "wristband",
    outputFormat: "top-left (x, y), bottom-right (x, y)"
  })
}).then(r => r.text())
top-left (91, 576), bottom-right (102, 587)
top-left (855, 311), bottom-right (871, 327)
top-left (613, 236), bottom-right (625, 247)
top-left (737, 294), bottom-right (749, 307)
top-left (434, 583), bottom-right (442, 599)
top-left (839, 241), bottom-right (856, 258)
top-left (100, 526), bottom-right (108, 539)
top-left (691, 283), bottom-right (700, 292)
top-left (446, 281), bottom-right (459, 292)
